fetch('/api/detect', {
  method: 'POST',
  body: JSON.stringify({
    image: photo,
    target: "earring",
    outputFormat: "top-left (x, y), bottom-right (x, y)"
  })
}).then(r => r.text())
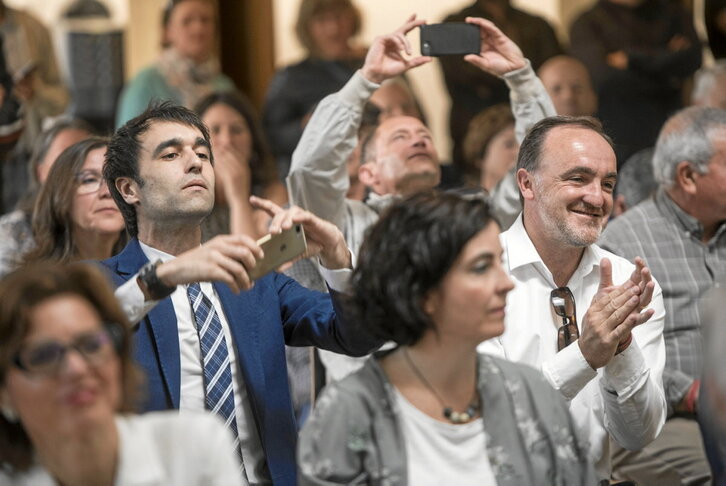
top-left (1, 402), bottom-right (18, 423)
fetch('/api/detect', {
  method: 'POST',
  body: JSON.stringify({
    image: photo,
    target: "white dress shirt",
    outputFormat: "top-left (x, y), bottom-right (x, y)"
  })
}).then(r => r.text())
top-left (115, 242), bottom-right (352, 484)
top-left (0, 412), bottom-right (240, 486)
top-left (478, 215), bottom-right (667, 479)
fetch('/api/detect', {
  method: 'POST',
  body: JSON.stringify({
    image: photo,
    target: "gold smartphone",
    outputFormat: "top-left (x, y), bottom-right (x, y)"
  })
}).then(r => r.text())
top-left (248, 224), bottom-right (308, 280)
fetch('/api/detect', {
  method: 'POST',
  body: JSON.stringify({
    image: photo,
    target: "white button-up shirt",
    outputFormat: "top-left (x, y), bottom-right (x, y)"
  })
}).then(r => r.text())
top-left (479, 215), bottom-right (667, 479)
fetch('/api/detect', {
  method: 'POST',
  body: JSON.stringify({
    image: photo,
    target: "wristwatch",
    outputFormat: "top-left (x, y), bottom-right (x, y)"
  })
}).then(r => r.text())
top-left (137, 260), bottom-right (176, 301)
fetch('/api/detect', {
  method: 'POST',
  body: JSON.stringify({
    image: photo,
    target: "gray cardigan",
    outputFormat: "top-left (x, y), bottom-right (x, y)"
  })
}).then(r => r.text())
top-left (298, 352), bottom-right (597, 485)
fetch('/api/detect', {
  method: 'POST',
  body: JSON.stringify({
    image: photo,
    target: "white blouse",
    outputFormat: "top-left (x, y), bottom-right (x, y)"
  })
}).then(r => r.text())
top-left (394, 388), bottom-right (498, 486)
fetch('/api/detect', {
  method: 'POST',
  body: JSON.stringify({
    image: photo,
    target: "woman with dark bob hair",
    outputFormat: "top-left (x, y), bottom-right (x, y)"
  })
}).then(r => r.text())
top-left (195, 90), bottom-right (288, 238)
top-left (0, 263), bottom-right (240, 484)
top-left (298, 191), bottom-right (596, 485)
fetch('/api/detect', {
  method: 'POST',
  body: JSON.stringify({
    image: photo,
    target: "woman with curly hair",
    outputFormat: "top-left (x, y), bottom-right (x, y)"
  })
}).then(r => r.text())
top-left (298, 191), bottom-right (595, 485)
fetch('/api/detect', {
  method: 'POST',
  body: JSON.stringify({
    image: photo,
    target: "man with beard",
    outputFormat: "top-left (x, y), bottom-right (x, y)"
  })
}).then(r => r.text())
top-left (477, 116), bottom-right (667, 481)
top-left (101, 103), bottom-right (381, 485)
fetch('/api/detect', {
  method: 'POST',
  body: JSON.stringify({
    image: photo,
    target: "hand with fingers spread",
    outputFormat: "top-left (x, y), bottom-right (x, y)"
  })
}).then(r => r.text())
top-left (154, 234), bottom-right (264, 294)
top-left (251, 196), bottom-right (351, 270)
top-left (463, 17), bottom-right (527, 77)
top-left (360, 14), bottom-right (432, 84)
top-left (578, 258), bottom-right (655, 369)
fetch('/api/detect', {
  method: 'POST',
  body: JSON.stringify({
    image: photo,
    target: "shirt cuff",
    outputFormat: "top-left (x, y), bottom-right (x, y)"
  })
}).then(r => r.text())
top-left (542, 341), bottom-right (598, 401)
top-left (115, 273), bottom-right (161, 326)
top-left (337, 70), bottom-right (380, 107)
top-left (664, 368), bottom-right (695, 410)
top-left (502, 59), bottom-right (542, 104)
top-left (318, 249), bottom-right (355, 293)
top-left (602, 339), bottom-right (647, 394)
top-left (319, 266), bottom-right (351, 293)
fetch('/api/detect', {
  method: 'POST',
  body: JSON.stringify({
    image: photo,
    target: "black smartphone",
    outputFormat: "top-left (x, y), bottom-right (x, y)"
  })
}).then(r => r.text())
top-left (248, 224), bottom-right (308, 281)
top-left (420, 23), bottom-right (479, 57)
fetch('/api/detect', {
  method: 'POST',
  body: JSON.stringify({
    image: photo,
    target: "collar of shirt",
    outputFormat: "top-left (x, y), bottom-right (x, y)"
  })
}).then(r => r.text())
top-left (138, 240), bottom-right (176, 264)
top-left (365, 192), bottom-right (400, 214)
top-left (503, 214), bottom-right (604, 289)
top-left (655, 186), bottom-right (726, 244)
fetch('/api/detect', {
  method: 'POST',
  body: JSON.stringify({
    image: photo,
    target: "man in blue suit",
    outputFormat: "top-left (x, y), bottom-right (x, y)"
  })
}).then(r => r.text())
top-left (100, 102), bottom-right (380, 485)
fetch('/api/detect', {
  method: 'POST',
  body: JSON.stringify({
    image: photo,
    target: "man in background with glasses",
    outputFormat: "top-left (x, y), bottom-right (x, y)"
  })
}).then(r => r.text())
top-left (478, 115), bottom-right (667, 482)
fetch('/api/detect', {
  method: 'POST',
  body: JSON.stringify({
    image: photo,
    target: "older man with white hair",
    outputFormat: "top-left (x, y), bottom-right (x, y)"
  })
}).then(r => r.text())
top-left (599, 106), bottom-right (726, 484)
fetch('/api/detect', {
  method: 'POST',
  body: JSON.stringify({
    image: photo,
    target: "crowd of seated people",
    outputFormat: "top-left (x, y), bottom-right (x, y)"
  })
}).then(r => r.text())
top-left (0, 0), bottom-right (724, 485)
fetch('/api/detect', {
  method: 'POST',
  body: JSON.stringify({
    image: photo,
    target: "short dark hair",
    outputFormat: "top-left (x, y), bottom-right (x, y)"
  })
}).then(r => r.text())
top-left (349, 191), bottom-right (497, 346)
top-left (104, 101), bottom-right (212, 237)
top-left (194, 91), bottom-right (279, 189)
top-left (0, 262), bottom-right (143, 473)
top-left (517, 116), bottom-right (613, 174)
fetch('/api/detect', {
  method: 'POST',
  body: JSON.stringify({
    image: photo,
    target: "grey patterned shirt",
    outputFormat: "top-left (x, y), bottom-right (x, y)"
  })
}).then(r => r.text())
top-left (599, 187), bottom-right (726, 413)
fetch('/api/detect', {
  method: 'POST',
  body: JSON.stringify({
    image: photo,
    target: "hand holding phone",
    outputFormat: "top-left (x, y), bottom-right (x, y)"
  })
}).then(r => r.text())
top-left (248, 224), bottom-right (308, 281)
top-left (460, 17), bottom-right (526, 77)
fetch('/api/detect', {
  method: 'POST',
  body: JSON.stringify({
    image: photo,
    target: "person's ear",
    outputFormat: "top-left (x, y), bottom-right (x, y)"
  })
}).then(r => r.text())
top-left (422, 288), bottom-right (440, 317)
top-left (116, 177), bottom-right (140, 205)
top-left (675, 161), bottom-right (698, 195)
top-left (613, 194), bottom-right (627, 217)
top-left (358, 162), bottom-right (378, 188)
top-left (516, 168), bottom-right (535, 201)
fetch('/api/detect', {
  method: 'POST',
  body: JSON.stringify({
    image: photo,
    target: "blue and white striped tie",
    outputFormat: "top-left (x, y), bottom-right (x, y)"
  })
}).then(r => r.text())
top-left (186, 283), bottom-right (244, 469)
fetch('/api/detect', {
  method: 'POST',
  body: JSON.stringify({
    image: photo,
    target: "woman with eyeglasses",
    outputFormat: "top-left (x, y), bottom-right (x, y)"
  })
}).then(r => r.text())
top-left (19, 137), bottom-right (127, 267)
top-left (298, 191), bottom-right (596, 485)
top-left (0, 263), bottom-right (241, 484)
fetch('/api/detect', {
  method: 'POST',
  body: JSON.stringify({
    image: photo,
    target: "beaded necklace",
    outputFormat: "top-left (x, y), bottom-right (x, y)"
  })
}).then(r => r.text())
top-left (402, 348), bottom-right (479, 424)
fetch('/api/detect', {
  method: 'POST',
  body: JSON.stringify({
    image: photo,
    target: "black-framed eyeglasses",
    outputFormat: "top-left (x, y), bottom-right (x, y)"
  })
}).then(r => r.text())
top-left (550, 287), bottom-right (579, 352)
top-left (13, 327), bottom-right (119, 376)
top-left (75, 170), bottom-right (106, 195)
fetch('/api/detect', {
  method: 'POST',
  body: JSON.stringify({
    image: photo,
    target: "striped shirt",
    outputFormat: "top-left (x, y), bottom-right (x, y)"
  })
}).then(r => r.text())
top-left (600, 187), bottom-right (726, 414)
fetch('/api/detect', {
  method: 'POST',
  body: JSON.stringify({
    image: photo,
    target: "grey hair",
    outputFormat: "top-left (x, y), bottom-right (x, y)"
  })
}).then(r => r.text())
top-left (691, 60), bottom-right (726, 105)
top-left (616, 148), bottom-right (657, 207)
top-left (652, 106), bottom-right (726, 187)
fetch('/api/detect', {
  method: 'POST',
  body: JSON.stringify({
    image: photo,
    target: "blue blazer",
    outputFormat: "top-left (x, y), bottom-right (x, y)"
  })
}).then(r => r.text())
top-left (101, 239), bottom-right (380, 485)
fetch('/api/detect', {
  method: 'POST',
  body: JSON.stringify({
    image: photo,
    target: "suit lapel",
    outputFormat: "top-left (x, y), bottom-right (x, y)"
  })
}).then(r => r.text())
top-left (119, 239), bottom-right (182, 409)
